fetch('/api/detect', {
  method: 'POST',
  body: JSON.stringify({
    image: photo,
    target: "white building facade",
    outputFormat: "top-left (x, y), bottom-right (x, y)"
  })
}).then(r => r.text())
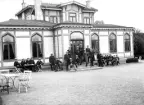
top-left (0, 0), bottom-right (134, 68)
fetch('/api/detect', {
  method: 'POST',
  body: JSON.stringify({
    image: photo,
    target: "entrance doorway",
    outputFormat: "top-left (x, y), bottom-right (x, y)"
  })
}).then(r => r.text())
top-left (70, 32), bottom-right (84, 60)
top-left (70, 40), bottom-right (84, 52)
top-left (70, 40), bottom-right (84, 60)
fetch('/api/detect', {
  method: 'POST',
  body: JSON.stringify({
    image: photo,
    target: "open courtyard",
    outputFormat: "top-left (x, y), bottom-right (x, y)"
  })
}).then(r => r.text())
top-left (1, 62), bottom-right (144, 105)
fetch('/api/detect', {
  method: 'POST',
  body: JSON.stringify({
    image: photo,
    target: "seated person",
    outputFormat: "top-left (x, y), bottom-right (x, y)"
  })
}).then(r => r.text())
top-left (21, 59), bottom-right (27, 72)
top-left (55, 58), bottom-right (63, 72)
top-left (26, 58), bottom-right (30, 64)
top-left (75, 55), bottom-right (80, 65)
top-left (36, 58), bottom-right (44, 72)
top-left (69, 58), bottom-right (77, 71)
top-left (25, 58), bottom-right (35, 71)
top-left (29, 58), bottom-right (35, 65)
top-left (116, 55), bottom-right (120, 65)
top-left (14, 59), bottom-right (21, 68)
top-left (28, 58), bottom-right (36, 72)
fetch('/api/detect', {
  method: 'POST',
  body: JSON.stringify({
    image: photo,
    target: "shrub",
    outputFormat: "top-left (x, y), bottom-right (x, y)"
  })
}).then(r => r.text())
top-left (126, 58), bottom-right (139, 63)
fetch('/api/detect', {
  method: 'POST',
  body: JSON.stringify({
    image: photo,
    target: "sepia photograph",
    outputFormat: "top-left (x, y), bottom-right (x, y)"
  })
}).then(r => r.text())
top-left (0, 0), bottom-right (144, 105)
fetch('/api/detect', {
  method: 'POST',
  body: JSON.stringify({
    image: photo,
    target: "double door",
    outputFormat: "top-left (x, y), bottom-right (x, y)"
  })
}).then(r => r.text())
top-left (70, 40), bottom-right (84, 55)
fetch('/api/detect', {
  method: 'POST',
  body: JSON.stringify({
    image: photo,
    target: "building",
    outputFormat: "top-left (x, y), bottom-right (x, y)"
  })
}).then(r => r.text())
top-left (0, 0), bottom-right (134, 68)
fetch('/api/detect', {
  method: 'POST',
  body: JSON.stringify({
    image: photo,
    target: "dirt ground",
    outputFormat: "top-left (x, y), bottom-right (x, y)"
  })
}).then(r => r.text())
top-left (1, 62), bottom-right (144, 105)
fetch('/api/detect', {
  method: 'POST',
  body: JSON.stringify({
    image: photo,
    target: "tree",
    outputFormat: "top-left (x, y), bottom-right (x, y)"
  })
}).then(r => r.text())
top-left (133, 29), bottom-right (144, 57)
top-left (134, 28), bottom-right (141, 34)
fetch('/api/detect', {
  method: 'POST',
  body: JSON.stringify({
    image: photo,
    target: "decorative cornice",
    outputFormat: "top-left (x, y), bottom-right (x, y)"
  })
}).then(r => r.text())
top-left (91, 28), bottom-right (134, 31)
top-left (0, 27), bottom-right (50, 30)
top-left (82, 10), bottom-right (96, 13)
top-left (0, 24), bottom-right (134, 31)
top-left (42, 7), bottom-right (62, 11)
top-left (53, 24), bottom-right (92, 29)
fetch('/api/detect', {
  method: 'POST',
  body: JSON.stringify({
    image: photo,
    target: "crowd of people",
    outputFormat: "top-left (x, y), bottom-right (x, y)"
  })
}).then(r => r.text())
top-left (14, 45), bottom-right (120, 72)
top-left (63, 45), bottom-right (120, 71)
top-left (97, 54), bottom-right (120, 67)
top-left (64, 45), bottom-right (96, 71)
top-left (14, 58), bottom-right (44, 72)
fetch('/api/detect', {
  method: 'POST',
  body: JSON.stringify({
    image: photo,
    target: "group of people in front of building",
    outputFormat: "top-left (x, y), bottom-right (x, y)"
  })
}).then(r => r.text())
top-left (14, 45), bottom-right (120, 72)
top-left (97, 54), bottom-right (120, 67)
top-left (14, 58), bottom-right (44, 72)
top-left (64, 45), bottom-right (96, 71)
top-left (63, 45), bottom-right (120, 71)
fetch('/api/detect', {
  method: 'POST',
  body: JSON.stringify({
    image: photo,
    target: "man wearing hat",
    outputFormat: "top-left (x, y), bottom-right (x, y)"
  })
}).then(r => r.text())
top-left (14, 59), bottom-right (21, 68)
top-left (36, 58), bottom-right (44, 72)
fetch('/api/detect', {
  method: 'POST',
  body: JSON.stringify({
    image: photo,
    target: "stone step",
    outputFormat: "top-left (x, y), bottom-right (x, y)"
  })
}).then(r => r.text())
top-left (78, 66), bottom-right (103, 71)
top-left (75, 65), bottom-right (103, 71)
top-left (119, 58), bottom-right (127, 64)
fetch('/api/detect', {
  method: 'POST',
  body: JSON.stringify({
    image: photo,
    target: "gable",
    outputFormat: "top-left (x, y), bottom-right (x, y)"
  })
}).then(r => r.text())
top-left (66, 4), bottom-right (79, 12)
top-left (58, 1), bottom-right (86, 8)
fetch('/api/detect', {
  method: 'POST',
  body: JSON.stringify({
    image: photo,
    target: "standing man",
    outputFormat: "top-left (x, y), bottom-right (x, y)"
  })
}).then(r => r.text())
top-left (97, 52), bottom-right (101, 67)
top-left (84, 50), bottom-right (89, 67)
top-left (64, 51), bottom-right (70, 71)
top-left (86, 45), bottom-right (91, 63)
top-left (79, 44), bottom-right (84, 65)
top-left (90, 49), bottom-right (95, 67)
top-left (67, 47), bottom-right (72, 58)
top-left (49, 54), bottom-right (56, 71)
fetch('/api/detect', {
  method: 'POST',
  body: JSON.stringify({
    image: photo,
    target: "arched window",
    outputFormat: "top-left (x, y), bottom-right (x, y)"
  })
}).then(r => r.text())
top-left (124, 34), bottom-right (131, 52)
top-left (32, 34), bottom-right (43, 58)
top-left (109, 34), bottom-right (117, 53)
top-left (91, 34), bottom-right (99, 53)
top-left (2, 34), bottom-right (15, 60)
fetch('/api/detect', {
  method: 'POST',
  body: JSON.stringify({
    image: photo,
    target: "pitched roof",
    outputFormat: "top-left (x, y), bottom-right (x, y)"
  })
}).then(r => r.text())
top-left (41, 3), bottom-right (62, 10)
top-left (0, 19), bottom-right (133, 29)
top-left (41, 3), bottom-right (59, 8)
top-left (83, 7), bottom-right (98, 12)
top-left (58, 1), bottom-right (97, 11)
top-left (0, 19), bottom-right (55, 27)
top-left (15, 5), bottom-right (34, 16)
top-left (57, 1), bottom-right (86, 8)
top-left (16, 1), bottom-right (97, 16)
top-left (92, 24), bottom-right (133, 29)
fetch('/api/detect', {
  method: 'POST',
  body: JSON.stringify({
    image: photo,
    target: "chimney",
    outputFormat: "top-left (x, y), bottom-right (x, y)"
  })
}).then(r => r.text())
top-left (22, 0), bottom-right (26, 9)
top-left (86, 0), bottom-right (91, 8)
top-left (21, 0), bottom-right (26, 20)
top-left (34, 0), bottom-right (43, 20)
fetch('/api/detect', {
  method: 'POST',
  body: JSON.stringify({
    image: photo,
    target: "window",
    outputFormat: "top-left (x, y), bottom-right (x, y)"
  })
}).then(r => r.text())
top-left (124, 34), bottom-right (131, 52)
top-left (69, 13), bottom-right (77, 22)
top-left (32, 34), bottom-right (43, 58)
top-left (45, 16), bottom-right (49, 21)
top-left (91, 34), bottom-right (99, 53)
top-left (109, 34), bottom-right (117, 53)
top-left (2, 34), bottom-right (15, 60)
top-left (49, 16), bottom-right (57, 23)
top-left (84, 17), bottom-right (91, 24)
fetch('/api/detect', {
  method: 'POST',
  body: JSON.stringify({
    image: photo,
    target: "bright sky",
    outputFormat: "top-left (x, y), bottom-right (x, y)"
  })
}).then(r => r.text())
top-left (0, 0), bottom-right (144, 32)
